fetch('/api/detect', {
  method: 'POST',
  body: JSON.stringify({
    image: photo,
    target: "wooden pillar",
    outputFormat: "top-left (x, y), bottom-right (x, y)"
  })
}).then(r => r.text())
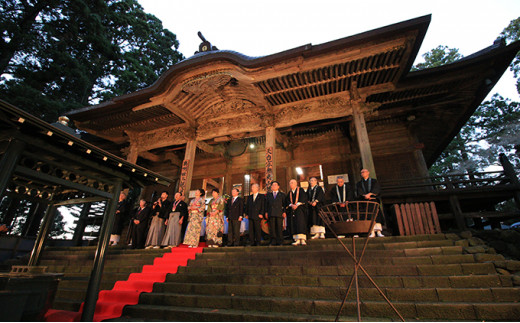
top-left (265, 126), bottom-right (277, 191)
top-left (126, 141), bottom-right (139, 164)
top-left (352, 102), bottom-right (376, 178)
top-left (28, 204), bottom-right (57, 266)
top-left (413, 148), bottom-right (430, 178)
top-left (178, 140), bottom-right (197, 198)
top-left (223, 159), bottom-right (233, 195)
top-left (500, 153), bottom-right (520, 210)
top-left (81, 178), bottom-right (123, 322)
top-left (449, 195), bottom-right (465, 230)
top-left (72, 202), bottom-right (92, 246)
top-left (0, 139), bottom-right (26, 198)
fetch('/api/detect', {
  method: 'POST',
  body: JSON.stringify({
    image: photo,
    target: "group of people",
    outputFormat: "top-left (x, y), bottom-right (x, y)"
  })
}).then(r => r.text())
top-left (108, 168), bottom-right (383, 249)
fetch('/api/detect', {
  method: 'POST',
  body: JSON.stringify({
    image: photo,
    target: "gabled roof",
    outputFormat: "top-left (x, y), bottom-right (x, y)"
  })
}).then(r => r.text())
top-left (67, 15), bottom-right (431, 144)
top-left (65, 14), bottom-right (520, 168)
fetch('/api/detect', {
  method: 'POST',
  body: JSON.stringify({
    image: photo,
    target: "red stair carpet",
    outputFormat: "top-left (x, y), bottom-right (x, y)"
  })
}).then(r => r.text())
top-left (44, 243), bottom-right (206, 322)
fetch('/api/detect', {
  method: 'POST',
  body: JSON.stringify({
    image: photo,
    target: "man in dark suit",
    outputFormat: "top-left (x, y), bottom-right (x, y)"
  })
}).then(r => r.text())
top-left (245, 183), bottom-right (265, 246)
top-left (131, 199), bottom-right (151, 249)
top-left (356, 168), bottom-right (384, 237)
top-left (265, 181), bottom-right (287, 246)
top-left (226, 188), bottom-right (244, 246)
top-left (172, 192), bottom-right (189, 240)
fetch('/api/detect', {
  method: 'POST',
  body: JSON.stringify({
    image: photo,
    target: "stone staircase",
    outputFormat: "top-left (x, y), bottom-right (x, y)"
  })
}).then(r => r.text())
top-left (113, 233), bottom-right (520, 321)
top-left (40, 246), bottom-right (170, 312)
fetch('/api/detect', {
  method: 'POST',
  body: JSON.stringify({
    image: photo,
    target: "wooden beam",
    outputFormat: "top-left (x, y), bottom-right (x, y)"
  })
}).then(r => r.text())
top-left (163, 102), bottom-right (197, 127)
top-left (139, 151), bottom-right (182, 167)
top-left (205, 178), bottom-right (221, 189)
top-left (196, 140), bottom-right (225, 157)
top-left (275, 130), bottom-right (290, 149)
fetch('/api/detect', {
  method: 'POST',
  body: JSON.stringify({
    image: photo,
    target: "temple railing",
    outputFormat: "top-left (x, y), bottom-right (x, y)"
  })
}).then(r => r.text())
top-left (380, 170), bottom-right (513, 194)
top-left (378, 154), bottom-right (520, 231)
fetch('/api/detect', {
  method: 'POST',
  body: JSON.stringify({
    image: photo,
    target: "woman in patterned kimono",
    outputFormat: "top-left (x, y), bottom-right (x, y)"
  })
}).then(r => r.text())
top-left (205, 188), bottom-right (225, 248)
top-left (183, 188), bottom-right (206, 248)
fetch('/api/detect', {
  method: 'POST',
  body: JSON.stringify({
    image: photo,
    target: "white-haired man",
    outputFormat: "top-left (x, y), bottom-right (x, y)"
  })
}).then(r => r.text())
top-left (286, 179), bottom-right (308, 246)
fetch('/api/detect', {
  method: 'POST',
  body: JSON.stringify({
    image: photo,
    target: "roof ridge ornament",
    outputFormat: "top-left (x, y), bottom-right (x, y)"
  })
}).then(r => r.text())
top-left (195, 31), bottom-right (218, 54)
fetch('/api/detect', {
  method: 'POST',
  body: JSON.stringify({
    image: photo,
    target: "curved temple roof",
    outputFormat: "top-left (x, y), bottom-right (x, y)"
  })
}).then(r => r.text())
top-left (67, 15), bottom-right (520, 166)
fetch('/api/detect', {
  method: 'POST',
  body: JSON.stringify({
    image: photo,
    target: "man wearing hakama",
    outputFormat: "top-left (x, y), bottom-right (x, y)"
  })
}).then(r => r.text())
top-left (162, 192), bottom-right (188, 248)
top-left (145, 191), bottom-right (171, 249)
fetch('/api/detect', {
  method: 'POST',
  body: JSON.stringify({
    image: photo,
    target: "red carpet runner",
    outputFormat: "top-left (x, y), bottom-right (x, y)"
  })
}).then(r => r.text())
top-left (44, 243), bottom-right (206, 322)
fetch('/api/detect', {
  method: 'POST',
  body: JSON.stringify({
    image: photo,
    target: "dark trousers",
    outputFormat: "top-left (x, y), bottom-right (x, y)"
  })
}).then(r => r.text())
top-left (248, 219), bottom-right (262, 245)
top-left (269, 217), bottom-right (284, 245)
top-left (181, 218), bottom-right (188, 240)
top-left (227, 219), bottom-right (241, 246)
top-left (131, 223), bottom-right (147, 249)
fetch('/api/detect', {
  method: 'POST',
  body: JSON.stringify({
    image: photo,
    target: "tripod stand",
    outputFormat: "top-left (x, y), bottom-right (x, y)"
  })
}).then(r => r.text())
top-left (319, 201), bottom-right (404, 322)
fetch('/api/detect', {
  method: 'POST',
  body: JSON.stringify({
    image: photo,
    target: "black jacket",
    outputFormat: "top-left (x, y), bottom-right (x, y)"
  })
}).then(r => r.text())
top-left (265, 191), bottom-right (287, 218)
top-left (132, 206), bottom-right (151, 223)
top-left (245, 193), bottom-right (265, 220)
top-left (330, 184), bottom-right (352, 203)
top-left (153, 199), bottom-right (172, 220)
top-left (171, 200), bottom-right (188, 222)
top-left (226, 196), bottom-right (244, 221)
top-left (355, 178), bottom-right (381, 200)
top-left (307, 185), bottom-right (325, 207)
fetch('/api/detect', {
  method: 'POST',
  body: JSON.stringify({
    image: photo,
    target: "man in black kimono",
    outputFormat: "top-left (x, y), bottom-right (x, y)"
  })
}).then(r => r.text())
top-left (245, 183), bottom-right (265, 246)
top-left (330, 176), bottom-right (352, 214)
top-left (145, 191), bottom-right (171, 249)
top-left (307, 177), bottom-right (326, 239)
top-left (356, 168), bottom-right (384, 237)
top-left (172, 192), bottom-right (189, 240)
top-left (265, 181), bottom-right (287, 246)
top-left (286, 179), bottom-right (308, 246)
top-left (226, 188), bottom-right (244, 247)
top-left (131, 199), bottom-right (151, 249)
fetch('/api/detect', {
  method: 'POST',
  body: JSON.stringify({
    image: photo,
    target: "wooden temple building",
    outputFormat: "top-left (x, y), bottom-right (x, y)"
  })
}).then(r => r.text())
top-left (67, 15), bottom-right (520, 230)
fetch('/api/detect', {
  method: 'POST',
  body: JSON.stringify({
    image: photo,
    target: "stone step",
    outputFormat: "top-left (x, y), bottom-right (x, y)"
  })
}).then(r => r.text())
top-left (55, 287), bottom-right (88, 301)
top-left (40, 254), bottom-right (162, 262)
top-left (152, 282), bottom-right (520, 303)
top-left (56, 279), bottom-right (116, 291)
top-left (122, 296), bottom-right (520, 321)
top-left (177, 262), bottom-right (497, 276)
top-left (52, 298), bottom-right (83, 312)
top-left (42, 248), bottom-right (169, 256)
top-left (40, 258), bottom-right (159, 267)
top-left (164, 273), bottom-right (513, 289)
top-left (188, 253), bottom-right (502, 267)
top-left (202, 238), bottom-right (458, 254)
top-left (120, 304), bottom-right (391, 322)
top-left (196, 246), bottom-right (464, 260)
top-left (45, 264), bottom-right (143, 274)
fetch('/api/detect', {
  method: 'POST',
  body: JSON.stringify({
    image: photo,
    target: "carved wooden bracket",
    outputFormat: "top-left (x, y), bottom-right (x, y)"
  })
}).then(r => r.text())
top-left (260, 113), bottom-right (276, 128)
top-left (139, 151), bottom-right (182, 167)
top-left (196, 140), bottom-right (225, 157)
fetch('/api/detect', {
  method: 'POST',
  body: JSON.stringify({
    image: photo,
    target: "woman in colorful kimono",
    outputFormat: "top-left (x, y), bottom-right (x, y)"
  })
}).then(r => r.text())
top-left (205, 188), bottom-right (225, 248)
top-left (183, 188), bottom-right (206, 248)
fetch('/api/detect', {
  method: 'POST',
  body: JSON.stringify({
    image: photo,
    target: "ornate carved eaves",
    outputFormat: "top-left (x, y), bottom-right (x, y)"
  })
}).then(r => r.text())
top-left (139, 151), bottom-right (182, 167)
top-left (274, 95), bottom-right (353, 128)
top-left (125, 124), bottom-right (195, 151)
